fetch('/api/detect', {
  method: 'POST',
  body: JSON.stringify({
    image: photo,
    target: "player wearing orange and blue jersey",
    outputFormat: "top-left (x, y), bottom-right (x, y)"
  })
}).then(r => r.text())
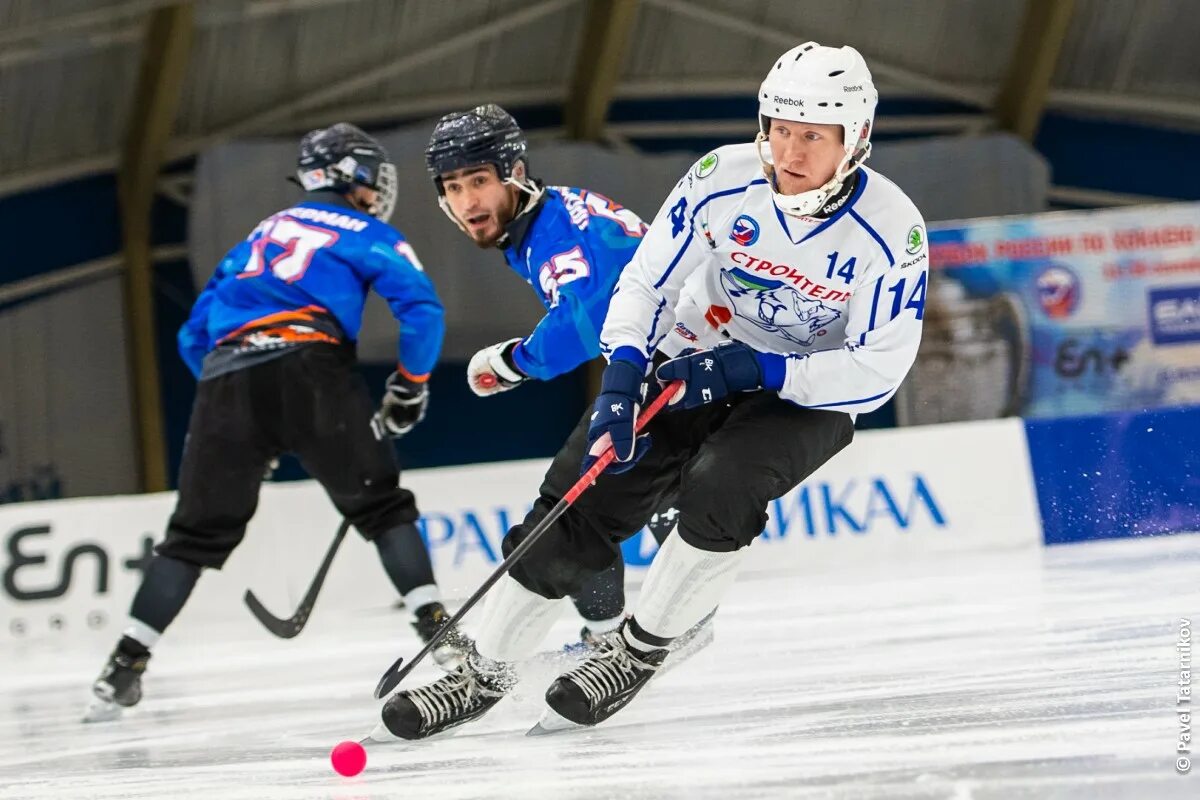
top-left (85, 124), bottom-right (468, 724)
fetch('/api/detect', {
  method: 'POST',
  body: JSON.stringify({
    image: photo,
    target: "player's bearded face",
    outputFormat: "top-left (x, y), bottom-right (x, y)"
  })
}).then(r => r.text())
top-left (767, 120), bottom-right (845, 196)
top-left (442, 165), bottom-right (520, 248)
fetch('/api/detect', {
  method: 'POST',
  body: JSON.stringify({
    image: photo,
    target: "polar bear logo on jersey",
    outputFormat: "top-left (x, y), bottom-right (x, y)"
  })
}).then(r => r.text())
top-left (719, 269), bottom-right (841, 347)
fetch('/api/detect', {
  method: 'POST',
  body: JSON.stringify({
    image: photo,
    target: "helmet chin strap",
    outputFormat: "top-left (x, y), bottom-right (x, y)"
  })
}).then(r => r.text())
top-left (436, 196), bottom-right (470, 236)
top-left (755, 132), bottom-right (868, 219)
top-left (503, 175), bottom-right (545, 217)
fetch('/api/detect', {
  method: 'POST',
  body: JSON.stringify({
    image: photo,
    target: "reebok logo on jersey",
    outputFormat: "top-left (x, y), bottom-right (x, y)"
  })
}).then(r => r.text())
top-left (702, 358), bottom-right (714, 372)
top-left (610, 402), bottom-right (625, 415)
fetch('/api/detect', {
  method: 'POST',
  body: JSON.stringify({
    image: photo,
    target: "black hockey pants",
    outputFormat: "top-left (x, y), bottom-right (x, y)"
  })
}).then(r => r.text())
top-left (504, 381), bottom-right (855, 601)
top-left (157, 344), bottom-right (417, 569)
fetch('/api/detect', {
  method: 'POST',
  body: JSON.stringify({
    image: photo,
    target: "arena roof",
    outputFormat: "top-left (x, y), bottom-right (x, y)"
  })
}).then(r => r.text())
top-left (2, 0), bottom-right (1198, 196)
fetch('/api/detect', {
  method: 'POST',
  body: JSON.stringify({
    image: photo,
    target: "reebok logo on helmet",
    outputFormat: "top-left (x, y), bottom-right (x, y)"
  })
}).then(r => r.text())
top-left (772, 95), bottom-right (804, 107)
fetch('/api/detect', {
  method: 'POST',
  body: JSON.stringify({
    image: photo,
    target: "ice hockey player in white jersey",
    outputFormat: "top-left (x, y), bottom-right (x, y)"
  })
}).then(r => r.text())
top-left (374, 41), bottom-right (928, 740)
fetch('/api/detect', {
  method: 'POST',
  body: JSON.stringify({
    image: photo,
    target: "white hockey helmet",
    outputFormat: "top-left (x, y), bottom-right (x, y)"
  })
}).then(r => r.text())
top-left (756, 42), bottom-right (878, 217)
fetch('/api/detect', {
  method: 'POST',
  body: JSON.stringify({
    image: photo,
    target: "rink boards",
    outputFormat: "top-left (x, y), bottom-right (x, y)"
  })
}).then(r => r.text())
top-left (1, 407), bottom-right (1196, 643)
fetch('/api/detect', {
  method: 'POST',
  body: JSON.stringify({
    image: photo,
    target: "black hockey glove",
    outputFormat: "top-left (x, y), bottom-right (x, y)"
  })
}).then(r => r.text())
top-left (371, 372), bottom-right (429, 439)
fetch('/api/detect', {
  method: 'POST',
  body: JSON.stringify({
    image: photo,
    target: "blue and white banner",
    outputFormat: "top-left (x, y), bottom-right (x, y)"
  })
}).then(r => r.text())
top-left (917, 202), bottom-right (1200, 421)
top-left (0, 418), bottom-right (1041, 642)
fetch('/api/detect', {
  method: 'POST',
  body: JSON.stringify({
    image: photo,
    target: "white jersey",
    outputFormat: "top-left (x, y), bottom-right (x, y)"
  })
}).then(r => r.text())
top-left (600, 143), bottom-right (928, 413)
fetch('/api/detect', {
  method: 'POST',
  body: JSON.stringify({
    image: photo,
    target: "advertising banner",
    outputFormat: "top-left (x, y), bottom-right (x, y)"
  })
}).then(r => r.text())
top-left (897, 202), bottom-right (1200, 424)
top-left (0, 419), bottom-right (1040, 643)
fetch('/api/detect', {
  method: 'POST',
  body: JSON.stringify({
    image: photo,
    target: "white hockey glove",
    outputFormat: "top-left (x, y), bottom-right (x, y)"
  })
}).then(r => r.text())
top-left (467, 338), bottom-right (528, 397)
top-left (371, 372), bottom-right (429, 439)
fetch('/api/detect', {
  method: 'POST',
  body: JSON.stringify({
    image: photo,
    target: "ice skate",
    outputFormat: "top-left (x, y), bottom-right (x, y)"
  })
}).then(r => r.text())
top-left (82, 640), bottom-right (150, 723)
top-left (540, 621), bottom-right (669, 729)
top-left (412, 601), bottom-right (475, 671)
top-left (374, 651), bottom-right (515, 741)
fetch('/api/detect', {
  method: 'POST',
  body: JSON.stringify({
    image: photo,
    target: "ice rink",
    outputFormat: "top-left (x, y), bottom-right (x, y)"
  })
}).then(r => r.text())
top-left (2, 533), bottom-right (1197, 800)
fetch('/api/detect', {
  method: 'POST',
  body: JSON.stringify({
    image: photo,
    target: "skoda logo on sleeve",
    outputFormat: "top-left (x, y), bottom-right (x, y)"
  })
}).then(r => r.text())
top-left (730, 215), bottom-right (760, 247)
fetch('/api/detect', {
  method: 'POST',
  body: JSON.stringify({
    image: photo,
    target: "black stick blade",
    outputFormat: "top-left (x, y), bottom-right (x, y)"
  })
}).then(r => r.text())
top-left (242, 520), bottom-right (350, 639)
top-left (243, 589), bottom-right (304, 638)
top-left (374, 656), bottom-right (406, 699)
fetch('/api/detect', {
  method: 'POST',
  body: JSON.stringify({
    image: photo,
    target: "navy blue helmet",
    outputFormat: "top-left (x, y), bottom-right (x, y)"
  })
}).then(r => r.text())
top-left (295, 122), bottom-right (397, 221)
top-left (425, 104), bottom-right (529, 194)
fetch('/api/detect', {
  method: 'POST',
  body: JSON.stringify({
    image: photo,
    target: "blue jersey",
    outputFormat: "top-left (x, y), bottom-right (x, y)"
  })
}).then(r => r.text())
top-left (501, 186), bottom-right (647, 379)
top-left (179, 196), bottom-right (444, 381)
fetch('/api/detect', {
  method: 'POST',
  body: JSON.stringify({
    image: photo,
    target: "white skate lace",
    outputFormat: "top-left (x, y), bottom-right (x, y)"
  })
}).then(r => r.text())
top-left (565, 631), bottom-right (659, 706)
top-left (407, 671), bottom-right (477, 725)
top-left (406, 664), bottom-right (507, 726)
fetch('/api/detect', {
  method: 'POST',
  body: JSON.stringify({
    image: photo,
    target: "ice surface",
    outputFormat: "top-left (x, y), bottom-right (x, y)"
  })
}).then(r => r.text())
top-left (2, 534), bottom-right (1198, 799)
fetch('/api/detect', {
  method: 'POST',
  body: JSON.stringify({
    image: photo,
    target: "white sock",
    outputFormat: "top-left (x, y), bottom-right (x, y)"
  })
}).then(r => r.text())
top-left (403, 584), bottom-right (441, 615)
top-left (584, 613), bottom-right (625, 636)
top-left (473, 575), bottom-right (564, 662)
top-left (631, 534), bottom-right (746, 643)
top-left (122, 618), bottom-right (162, 649)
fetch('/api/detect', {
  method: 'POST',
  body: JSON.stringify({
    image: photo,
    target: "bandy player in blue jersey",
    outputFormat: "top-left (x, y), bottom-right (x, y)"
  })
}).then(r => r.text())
top-left (85, 124), bottom-right (470, 723)
top-left (423, 105), bottom-right (704, 653)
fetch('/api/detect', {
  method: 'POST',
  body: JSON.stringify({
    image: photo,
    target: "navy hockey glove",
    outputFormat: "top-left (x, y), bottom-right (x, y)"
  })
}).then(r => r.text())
top-left (581, 359), bottom-right (652, 476)
top-left (655, 342), bottom-right (780, 410)
top-left (371, 372), bottom-right (429, 439)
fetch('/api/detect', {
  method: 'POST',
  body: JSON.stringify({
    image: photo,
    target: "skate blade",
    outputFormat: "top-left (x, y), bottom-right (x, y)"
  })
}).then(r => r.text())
top-left (526, 707), bottom-right (585, 737)
top-left (364, 721), bottom-right (404, 744)
top-left (364, 718), bottom-right (470, 745)
top-left (661, 621), bottom-right (715, 675)
top-left (81, 697), bottom-right (123, 724)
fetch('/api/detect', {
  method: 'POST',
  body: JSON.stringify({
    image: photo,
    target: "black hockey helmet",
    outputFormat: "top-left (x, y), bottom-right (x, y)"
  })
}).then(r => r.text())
top-left (425, 104), bottom-right (529, 194)
top-left (294, 122), bottom-right (397, 221)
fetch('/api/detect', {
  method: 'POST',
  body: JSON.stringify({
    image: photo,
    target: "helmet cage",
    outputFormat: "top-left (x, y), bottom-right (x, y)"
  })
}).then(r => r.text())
top-left (295, 124), bottom-right (397, 222)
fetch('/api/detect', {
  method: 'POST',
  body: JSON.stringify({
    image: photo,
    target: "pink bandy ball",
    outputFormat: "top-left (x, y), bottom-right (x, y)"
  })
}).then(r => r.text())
top-left (330, 740), bottom-right (367, 777)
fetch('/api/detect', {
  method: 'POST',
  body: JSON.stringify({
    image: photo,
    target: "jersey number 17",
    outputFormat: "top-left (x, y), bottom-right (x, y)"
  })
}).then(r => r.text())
top-left (240, 217), bottom-right (339, 283)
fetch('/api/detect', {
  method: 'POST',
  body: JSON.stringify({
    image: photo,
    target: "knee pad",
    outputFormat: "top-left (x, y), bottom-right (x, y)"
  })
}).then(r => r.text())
top-left (675, 466), bottom-right (768, 553)
top-left (502, 524), bottom-right (613, 602)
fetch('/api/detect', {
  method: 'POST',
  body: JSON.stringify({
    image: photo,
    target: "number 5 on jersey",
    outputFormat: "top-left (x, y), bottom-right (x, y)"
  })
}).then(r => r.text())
top-left (538, 246), bottom-right (591, 307)
top-left (241, 218), bottom-right (339, 283)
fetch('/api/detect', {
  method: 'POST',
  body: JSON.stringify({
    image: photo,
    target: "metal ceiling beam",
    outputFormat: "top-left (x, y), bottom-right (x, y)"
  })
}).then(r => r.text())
top-left (641, 0), bottom-right (993, 108)
top-left (0, 0), bottom-right (361, 67)
top-left (0, 0), bottom-right (171, 47)
top-left (279, 86), bottom-right (565, 137)
top-left (607, 113), bottom-right (993, 138)
top-left (194, 0), bottom-right (576, 147)
top-left (993, 0), bottom-right (1077, 141)
top-left (565, 0), bottom-right (640, 140)
top-left (119, 3), bottom-right (195, 493)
